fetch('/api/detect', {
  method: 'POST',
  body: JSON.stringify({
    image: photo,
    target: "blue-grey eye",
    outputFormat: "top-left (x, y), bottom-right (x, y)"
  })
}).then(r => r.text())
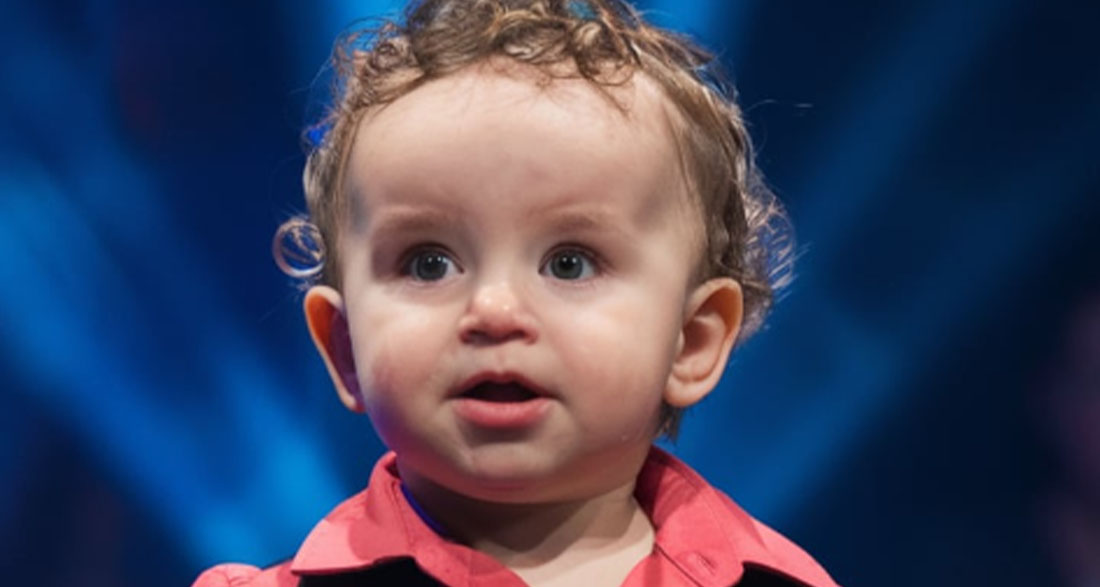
top-left (405, 249), bottom-right (457, 281)
top-left (543, 249), bottom-right (596, 280)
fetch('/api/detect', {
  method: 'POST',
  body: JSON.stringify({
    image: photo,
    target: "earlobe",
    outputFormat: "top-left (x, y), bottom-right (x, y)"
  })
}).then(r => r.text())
top-left (304, 285), bottom-right (366, 413)
top-left (665, 278), bottom-right (743, 408)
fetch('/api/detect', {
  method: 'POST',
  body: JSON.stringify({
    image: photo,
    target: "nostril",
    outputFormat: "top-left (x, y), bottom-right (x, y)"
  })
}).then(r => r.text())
top-left (457, 309), bottom-right (538, 345)
top-left (459, 324), bottom-right (533, 345)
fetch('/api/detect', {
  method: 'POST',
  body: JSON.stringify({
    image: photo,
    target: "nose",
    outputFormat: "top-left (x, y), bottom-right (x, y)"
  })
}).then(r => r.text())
top-left (458, 279), bottom-right (538, 345)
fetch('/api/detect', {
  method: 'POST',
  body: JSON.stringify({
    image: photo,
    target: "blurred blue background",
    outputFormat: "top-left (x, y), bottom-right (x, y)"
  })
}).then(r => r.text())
top-left (3, 1), bottom-right (1099, 585)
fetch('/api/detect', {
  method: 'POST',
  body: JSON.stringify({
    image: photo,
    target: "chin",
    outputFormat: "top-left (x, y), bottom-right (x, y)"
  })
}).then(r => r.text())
top-left (436, 452), bottom-right (577, 501)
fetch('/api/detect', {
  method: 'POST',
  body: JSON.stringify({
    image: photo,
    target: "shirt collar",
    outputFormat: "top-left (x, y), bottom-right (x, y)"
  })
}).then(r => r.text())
top-left (635, 448), bottom-right (836, 586)
top-left (290, 448), bottom-right (835, 587)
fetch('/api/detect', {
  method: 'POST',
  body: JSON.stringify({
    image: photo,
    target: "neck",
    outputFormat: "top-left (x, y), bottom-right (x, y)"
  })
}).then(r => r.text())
top-left (399, 468), bottom-right (655, 587)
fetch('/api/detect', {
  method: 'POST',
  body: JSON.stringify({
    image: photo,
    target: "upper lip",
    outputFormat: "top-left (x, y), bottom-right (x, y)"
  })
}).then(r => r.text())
top-left (451, 371), bottom-right (552, 399)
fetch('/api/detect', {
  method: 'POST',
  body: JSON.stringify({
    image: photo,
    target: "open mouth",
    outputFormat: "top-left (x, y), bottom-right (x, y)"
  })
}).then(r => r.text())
top-left (451, 374), bottom-right (551, 427)
top-left (461, 382), bottom-right (540, 403)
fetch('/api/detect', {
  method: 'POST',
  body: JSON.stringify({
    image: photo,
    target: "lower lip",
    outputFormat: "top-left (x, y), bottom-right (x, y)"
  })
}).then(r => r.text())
top-left (451, 397), bottom-right (551, 428)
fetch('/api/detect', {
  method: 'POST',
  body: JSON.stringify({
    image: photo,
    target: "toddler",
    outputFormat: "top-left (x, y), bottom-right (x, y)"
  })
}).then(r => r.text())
top-left (196, 0), bottom-right (836, 585)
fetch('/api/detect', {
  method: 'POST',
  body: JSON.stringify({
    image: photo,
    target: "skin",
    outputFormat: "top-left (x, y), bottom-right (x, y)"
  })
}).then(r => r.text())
top-left (304, 62), bottom-right (743, 586)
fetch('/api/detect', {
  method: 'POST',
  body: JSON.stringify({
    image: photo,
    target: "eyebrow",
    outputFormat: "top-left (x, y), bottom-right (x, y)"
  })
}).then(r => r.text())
top-left (364, 206), bottom-right (634, 241)
top-left (540, 208), bottom-right (633, 238)
top-left (366, 208), bottom-right (462, 238)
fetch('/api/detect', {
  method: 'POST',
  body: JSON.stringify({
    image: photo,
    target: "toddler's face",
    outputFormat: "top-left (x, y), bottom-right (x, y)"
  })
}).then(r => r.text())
top-left (312, 64), bottom-right (737, 503)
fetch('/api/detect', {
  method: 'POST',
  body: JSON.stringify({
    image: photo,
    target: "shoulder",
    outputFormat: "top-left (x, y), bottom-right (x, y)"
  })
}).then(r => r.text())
top-left (751, 519), bottom-right (839, 586)
top-left (712, 491), bottom-right (840, 587)
top-left (192, 454), bottom-right (406, 587)
top-left (192, 560), bottom-right (296, 587)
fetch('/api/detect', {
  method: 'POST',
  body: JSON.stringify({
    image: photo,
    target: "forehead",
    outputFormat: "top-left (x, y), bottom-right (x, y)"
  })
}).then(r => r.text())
top-left (342, 62), bottom-right (697, 232)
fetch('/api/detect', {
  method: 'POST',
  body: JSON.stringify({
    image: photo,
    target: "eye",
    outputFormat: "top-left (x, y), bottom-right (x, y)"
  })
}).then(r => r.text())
top-left (541, 248), bottom-right (597, 280)
top-left (403, 248), bottom-right (460, 282)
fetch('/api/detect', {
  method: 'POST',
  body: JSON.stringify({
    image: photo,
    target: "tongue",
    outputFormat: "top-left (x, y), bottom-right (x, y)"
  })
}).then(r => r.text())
top-left (467, 382), bottom-right (536, 402)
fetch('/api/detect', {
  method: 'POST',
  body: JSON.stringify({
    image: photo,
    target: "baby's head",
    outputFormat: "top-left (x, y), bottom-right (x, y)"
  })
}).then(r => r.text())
top-left (285, 0), bottom-right (791, 500)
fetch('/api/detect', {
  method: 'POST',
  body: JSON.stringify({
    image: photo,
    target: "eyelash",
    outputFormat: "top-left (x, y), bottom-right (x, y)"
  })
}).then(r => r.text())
top-left (399, 246), bottom-right (462, 282)
top-left (395, 244), bottom-right (605, 282)
top-left (539, 246), bottom-right (603, 281)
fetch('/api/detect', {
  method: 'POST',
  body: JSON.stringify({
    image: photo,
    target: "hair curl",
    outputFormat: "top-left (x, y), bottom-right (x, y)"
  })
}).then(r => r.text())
top-left (280, 0), bottom-right (794, 438)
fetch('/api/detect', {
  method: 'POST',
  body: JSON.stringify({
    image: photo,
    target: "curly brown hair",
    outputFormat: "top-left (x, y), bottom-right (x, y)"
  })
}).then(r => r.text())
top-left (280, 0), bottom-right (793, 438)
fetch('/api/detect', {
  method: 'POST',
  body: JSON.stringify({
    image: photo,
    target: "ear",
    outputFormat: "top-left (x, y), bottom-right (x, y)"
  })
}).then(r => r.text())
top-left (665, 278), bottom-right (743, 408)
top-left (304, 285), bottom-right (365, 413)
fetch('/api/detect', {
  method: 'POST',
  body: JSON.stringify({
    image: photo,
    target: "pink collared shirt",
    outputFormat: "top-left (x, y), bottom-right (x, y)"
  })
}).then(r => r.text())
top-left (194, 448), bottom-right (839, 586)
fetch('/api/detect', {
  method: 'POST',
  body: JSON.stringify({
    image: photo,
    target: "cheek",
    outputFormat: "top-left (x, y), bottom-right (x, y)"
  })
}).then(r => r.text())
top-left (348, 297), bottom-right (454, 400)
top-left (554, 286), bottom-right (682, 401)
